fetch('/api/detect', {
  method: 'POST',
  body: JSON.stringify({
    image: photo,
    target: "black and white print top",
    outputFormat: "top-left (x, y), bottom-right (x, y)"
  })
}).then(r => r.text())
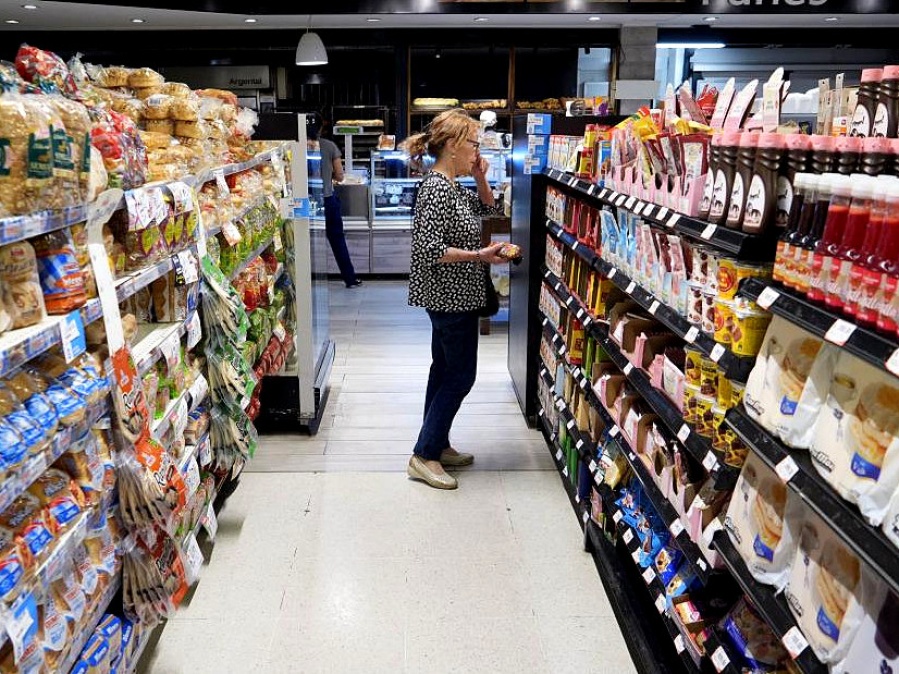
top-left (408, 171), bottom-right (502, 313)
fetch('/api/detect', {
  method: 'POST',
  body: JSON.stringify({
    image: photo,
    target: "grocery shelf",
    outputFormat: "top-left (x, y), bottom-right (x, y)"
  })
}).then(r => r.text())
top-left (59, 572), bottom-right (123, 673)
top-left (151, 374), bottom-right (208, 443)
top-left (114, 246), bottom-right (200, 305)
top-left (710, 531), bottom-right (828, 674)
top-left (0, 203), bottom-right (89, 246)
top-left (545, 218), bottom-right (755, 382)
top-left (542, 168), bottom-right (777, 260)
top-left (190, 148), bottom-right (284, 187)
top-left (228, 235), bottom-right (275, 281)
top-left (0, 298), bottom-right (103, 379)
top-left (725, 405), bottom-right (899, 598)
top-left (542, 268), bottom-right (739, 490)
top-left (739, 277), bottom-right (899, 382)
top-left (132, 311), bottom-right (198, 377)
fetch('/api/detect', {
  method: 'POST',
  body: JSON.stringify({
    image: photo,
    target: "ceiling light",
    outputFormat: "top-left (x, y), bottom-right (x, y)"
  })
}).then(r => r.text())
top-left (244, 18), bottom-right (257, 23)
top-left (366, 17), bottom-right (381, 22)
top-left (825, 16), bottom-right (839, 21)
top-left (656, 42), bottom-right (726, 49)
top-left (21, 4), bottom-right (37, 9)
top-left (130, 18), bottom-right (145, 23)
top-left (474, 16), bottom-right (489, 22)
top-left (296, 22), bottom-right (328, 66)
top-left (5, 19), bottom-right (19, 23)
top-left (703, 16), bottom-right (718, 21)
top-left (588, 16), bottom-right (601, 21)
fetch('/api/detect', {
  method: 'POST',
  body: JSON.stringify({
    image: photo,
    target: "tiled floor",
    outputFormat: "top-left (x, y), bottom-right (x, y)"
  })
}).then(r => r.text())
top-left (142, 280), bottom-right (637, 674)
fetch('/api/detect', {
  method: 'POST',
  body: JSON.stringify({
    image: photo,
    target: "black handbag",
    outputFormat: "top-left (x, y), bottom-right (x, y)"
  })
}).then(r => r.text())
top-left (478, 267), bottom-right (500, 318)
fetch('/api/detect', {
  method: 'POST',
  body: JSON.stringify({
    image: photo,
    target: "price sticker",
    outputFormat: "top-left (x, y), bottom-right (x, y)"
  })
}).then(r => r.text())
top-left (588, 185), bottom-right (596, 195)
top-left (625, 197), bottom-right (636, 210)
top-left (776, 455), bottom-right (800, 483)
top-left (559, 344), bottom-right (566, 355)
top-left (643, 205), bottom-right (655, 218)
top-left (626, 281), bottom-right (637, 295)
top-left (202, 503), bottom-right (219, 541)
top-left (622, 528), bottom-right (634, 544)
top-left (556, 449), bottom-right (563, 461)
top-left (757, 286), bottom-right (781, 310)
top-left (703, 451), bottom-right (720, 472)
top-left (643, 567), bottom-right (656, 584)
top-left (629, 452), bottom-right (637, 461)
top-left (576, 439), bottom-right (584, 450)
top-left (887, 348), bottom-right (899, 377)
top-left (608, 267), bottom-right (617, 279)
top-left (566, 296), bottom-right (574, 306)
top-left (684, 326), bottom-right (700, 344)
top-left (572, 240), bottom-right (580, 251)
top-left (589, 460), bottom-right (598, 473)
top-left (582, 510), bottom-right (589, 523)
top-left (697, 558), bottom-right (708, 572)
top-left (579, 378), bottom-right (588, 390)
top-left (159, 331), bottom-right (181, 373)
top-left (649, 301), bottom-right (660, 315)
top-left (674, 635), bottom-right (686, 654)
top-left (632, 549), bottom-right (641, 563)
top-left (566, 418), bottom-right (576, 430)
top-left (655, 595), bottom-right (667, 614)
top-left (563, 466), bottom-right (569, 477)
top-left (710, 343), bottom-right (727, 363)
top-left (538, 407), bottom-right (545, 417)
top-left (182, 533), bottom-right (204, 584)
top-left (544, 271), bottom-right (552, 280)
top-left (670, 520), bottom-right (685, 537)
top-left (610, 425), bottom-right (621, 438)
top-left (613, 510), bottom-right (624, 524)
top-left (711, 647), bottom-right (731, 672)
top-left (550, 433), bottom-right (557, 443)
top-left (599, 189), bottom-right (609, 200)
top-left (781, 626), bottom-right (810, 659)
top-left (825, 318), bottom-right (857, 346)
top-left (623, 362), bottom-right (634, 376)
top-left (61, 311), bottom-right (87, 363)
top-left (576, 308), bottom-right (585, 320)
top-left (554, 282), bottom-right (561, 292)
top-left (198, 434), bottom-right (212, 466)
top-left (677, 424), bottom-right (691, 443)
top-left (657, 207), bottom-right (669, 221)
top-left (701, 223), bottom-right (717, 240)
top-left (668, 214), bottom-right (682, 228)
top-left (584, 316), bottom-right (592, 326)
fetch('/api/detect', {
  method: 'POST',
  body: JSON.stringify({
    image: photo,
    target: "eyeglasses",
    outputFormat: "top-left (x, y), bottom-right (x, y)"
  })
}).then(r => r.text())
top-left (465, 139), bottom-right (481, 149)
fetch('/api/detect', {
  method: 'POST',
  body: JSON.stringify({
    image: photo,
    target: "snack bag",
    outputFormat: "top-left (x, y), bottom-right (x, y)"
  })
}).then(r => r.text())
top-left (742, 316), bottom-right (837, 449)
top-left (724, 453), bottom-right (802, 590)
top-left (784, 512), bottom-right (864, 663)
top-left (810, 352), bottom-right (899, 525)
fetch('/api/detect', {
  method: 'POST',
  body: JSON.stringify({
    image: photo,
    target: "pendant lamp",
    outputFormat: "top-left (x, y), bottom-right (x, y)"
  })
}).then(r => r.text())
top-left (296, 17), bottom-right (328, 66)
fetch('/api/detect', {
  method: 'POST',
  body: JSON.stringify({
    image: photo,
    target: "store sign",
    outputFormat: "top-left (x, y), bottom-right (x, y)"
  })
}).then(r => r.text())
top-left (161, 66), bottom-right (270, 90)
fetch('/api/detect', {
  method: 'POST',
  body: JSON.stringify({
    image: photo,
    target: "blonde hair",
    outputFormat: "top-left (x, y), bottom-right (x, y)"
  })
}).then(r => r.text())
top-left (401, 108), bottom-right (478, 171)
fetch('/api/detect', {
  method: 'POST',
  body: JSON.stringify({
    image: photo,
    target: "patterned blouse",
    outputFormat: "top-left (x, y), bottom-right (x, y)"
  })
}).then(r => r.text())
top-left (408, 172), bottom-right (502, 313)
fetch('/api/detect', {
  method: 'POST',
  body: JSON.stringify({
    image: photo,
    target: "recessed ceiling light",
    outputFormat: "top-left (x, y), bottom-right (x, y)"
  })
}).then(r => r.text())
top-left (131, 18), bottom-right (145, 23)
top-left (825, 15), bottom-right (839, 21)
top-left (244, 18), bottom-right (257, 23)
top-left (588, 16), bottom-right (601, 21)
top-left (474, 16), bottom-right (489, 22)
top-left (5, 19), bottom-right (19, 23)
top-left (21, 4), bottom-right (37, 10)
top-left (703, 16), bottom-right (718, 21)
top-left (366, 17), bottom-right (381, 22)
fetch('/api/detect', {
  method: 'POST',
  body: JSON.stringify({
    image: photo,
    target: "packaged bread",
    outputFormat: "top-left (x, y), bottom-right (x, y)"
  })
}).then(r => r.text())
top-left (195, 88), bottom-right (238, 107)
top-left (57, 438), bottom-right (105, 506)
top-left (785, 511), bottom-right (864, 663)
top-left (128, 67), bottom-right (163, 89)
top-left (810, 352), bottom-right (899, 525)
top-left (162, 81), bottom-right (191, 98)
top-left (110, 97), bottom-right (143, 124)
top-left (142, 93), bottom-right (173, 120)
top-left (170, 97), bottom-right (199, 122)
top-left (720, 597), bottom-right (790, 671)
top-left (743, 316), bottom-right (837, 449)
top-left (28, 468), bottom-right (85, 534)
top-left (174, 120), bottom-right (205, 139)
top-left (139, 130), bottom-right (174, 150)
top-left (41, 584), bottom-right (71, 667)
top-left (31, 229), bottom-right (88, 314)
top-left (832, 575), bottom-right (898, 674)
top-left (1, 493), bottom-right (54, 561)
top-left (96, 66), bottom-right (129, 88)
top-left (0, 380), bottom-right (50, 458)
top-left (0, 89), bottom-right (53, 216)
top-left (47, 93), bottom-right (90, 203)
top-left (0, 241), bottom-right (47, 329)
top-left (144, 118), bottom-right (173, 136)
top-left (80, 634), bottom-right (112, 674)
top-left (0, 526), bottom-right (26, 601)
top-left (5, 368), bottom-right (59, 437)
top-left (12, 364), bottom-right (86, 427)
top-left (133, 85), bottom-right (162, 101)
top-left (53, 571), bottom-right (87, 630)
top-left (724, 453), bottom-right (803, 590)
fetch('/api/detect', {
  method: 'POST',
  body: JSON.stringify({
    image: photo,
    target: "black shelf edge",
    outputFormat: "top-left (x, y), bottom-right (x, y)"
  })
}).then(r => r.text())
top-left (542, 314), bottom-right (717, 585)
top-left (725, 405), bottom-right (899, 598)
top-left (542, 168), bottom-right (777, 260)
top-left (739, 277), bottom-right (899, 383)
top-left (545, 218), bottom-right (755, 383)
top-left (542, 267), bottom-right (739, 491)
top-left (710, 531), bottom-right (828, 674)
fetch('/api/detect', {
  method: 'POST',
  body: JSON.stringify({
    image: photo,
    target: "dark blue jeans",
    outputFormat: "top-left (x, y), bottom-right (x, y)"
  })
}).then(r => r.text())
top-left (324, 194), bottom-right (358, 286)
top-left (413, 310), bottom-right (480, 461)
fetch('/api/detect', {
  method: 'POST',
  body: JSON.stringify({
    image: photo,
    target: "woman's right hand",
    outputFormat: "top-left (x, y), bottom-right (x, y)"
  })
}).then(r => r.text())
top-left (478, 242), bottom-right (507, 265)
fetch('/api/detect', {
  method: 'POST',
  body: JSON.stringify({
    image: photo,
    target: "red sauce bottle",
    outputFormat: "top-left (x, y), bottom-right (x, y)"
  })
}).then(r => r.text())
top-left (829, 175), bottom-right (877, 313)
top-left (875, 182), bottom-right (899, 335)
top-left (808, 174), bottom-right (851, 304)
top-left (853, 176), bottom-right (899, 326)
top-left (774, 172), bottom-right (811, 284)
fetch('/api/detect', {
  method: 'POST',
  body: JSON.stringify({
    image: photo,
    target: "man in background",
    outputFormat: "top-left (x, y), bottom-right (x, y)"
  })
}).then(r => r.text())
top-left (307, 112), bottom-right (362, 288)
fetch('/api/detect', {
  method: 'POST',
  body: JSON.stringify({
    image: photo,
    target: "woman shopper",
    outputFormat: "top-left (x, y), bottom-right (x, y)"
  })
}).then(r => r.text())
top-left (402, 109), bottom-right (508, 490)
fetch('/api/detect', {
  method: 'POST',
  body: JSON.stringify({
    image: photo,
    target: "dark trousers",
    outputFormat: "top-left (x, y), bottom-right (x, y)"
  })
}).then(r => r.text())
top-left (414, 310), bottom-right (480, 461)
top-left (324, 194), bottom-right (358, 286)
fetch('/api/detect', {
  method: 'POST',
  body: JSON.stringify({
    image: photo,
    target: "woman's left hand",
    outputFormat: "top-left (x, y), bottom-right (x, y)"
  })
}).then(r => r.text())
top-left (471, 155), bottom-right (490, 181)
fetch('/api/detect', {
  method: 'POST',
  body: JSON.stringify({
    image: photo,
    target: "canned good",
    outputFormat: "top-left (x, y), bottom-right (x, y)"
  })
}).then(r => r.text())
top-left (730, 381), bottom-right (745, 408)
top-left (684, 347), bottom-right (703, 387)
top-left (694, 394), bottom-right (717, 439)
top-left (717, 369), bottom-right (733, 408)
top-left (716, 259), bottom-right (772, 300)
top-left (701, 290), bottom-right (717, 334)
top-left (699, 356), bottom-right (718, 398)
top-left (714, 298), bottom-right (734, 345)
top-left (683, 384), bottom-right (702, 426)
top-left (730, 300), bottom-right (773, 356)
top-left (687, 282), bottom-right (704, 325)
top-left (711, 405), bottom-right (728, 453)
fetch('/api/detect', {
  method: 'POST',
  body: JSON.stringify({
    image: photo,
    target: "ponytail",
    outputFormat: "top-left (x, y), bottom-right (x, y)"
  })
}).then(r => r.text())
top-left (400, 108), bottom-right (477, 172)
top-left (401, 131), bottom-right (431, 172)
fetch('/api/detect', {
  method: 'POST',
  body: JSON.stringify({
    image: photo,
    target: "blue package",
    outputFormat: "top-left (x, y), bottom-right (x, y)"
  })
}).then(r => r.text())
top-left (654, 544), bottom-right (685, 585)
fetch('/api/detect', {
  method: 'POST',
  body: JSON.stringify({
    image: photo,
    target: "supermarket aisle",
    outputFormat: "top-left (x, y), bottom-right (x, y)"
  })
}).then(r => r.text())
top-left (142, 281), bottom-right (637, 674)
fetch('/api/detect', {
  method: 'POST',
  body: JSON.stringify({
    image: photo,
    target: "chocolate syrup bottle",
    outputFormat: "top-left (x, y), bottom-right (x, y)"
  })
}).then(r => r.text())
top-left (873, 65), bottom-right (899, 138)
top-left (709, 131), bottom-right (740, 226)
top-left (743, 133), bottom-right (784, 235)
top-left (861, 136), bottom-right (892, 176)
top-left (810, 135), bottom-right (837, 174)
top-left (850, 68), bottom-right (883, 137)
top-left (725, 131), bottom-right (758, 229)
top-left (835, 135), bottom-right (861, 175)
top-left (779, 134), bottom-right (811, 230)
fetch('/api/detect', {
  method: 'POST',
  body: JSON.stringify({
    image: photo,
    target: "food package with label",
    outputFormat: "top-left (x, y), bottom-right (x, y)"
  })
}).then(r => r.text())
top-left (724, 453), bottom-right (803, 589)
top-left (0, 526), bottom-right (27, 602)
top-left (8, 364), bottom-right (85, 428)
top-left (832, 574), bottom-right (899, 674)
top-left (0, 493), bottom-right (55, 564)
top-left (89, 107), bottom-right (148, 191)
top-left (30, 228), bottom-right (88, 316)
top-left (56, 434), bottom-right (106, 506)
top-left (810, 351), bottom-right (899, 525)
top-left (720, 597), bottom-right (790, 672)
top-left (0, 241), bottom-right (47, 330)
top-left (42, 582), bottom-right (73, 669)
top-left (743, 316), bottom-right (837, 449)
top-left (28, 468), bottom-right (86, 535)
top-left (0, 380), bottom-right (50, 461)
top-left (149, 276), bottom-right (198, 323)
top-left (784, 510), bottom-right (865, 663)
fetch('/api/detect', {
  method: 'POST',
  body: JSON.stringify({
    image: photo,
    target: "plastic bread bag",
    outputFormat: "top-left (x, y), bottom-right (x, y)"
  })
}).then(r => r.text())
top-left (0, 493), bottom-right (55, 563)
top-left (40, 92), bottom-right (79, 209)
top-left (0, 525), bottom-right (26, 602)
top-left (143, 93), bottom-right (173, 121)
top-left (17, 364), bottom-right (87, 427)
top-left (4, 368), bottom-right (59, 438)
top-left (0, 380), bottom-right (50, 459)
top-left (784, 510), bottom-right (865, 663)
top-left (169, 96), bottom-right (199, 122)
top-left (831, 572), bottom-right (899, 674)
top-left (810, 351), bottom-right (899, 525)
top-left (52, 571), bottom-right (86, 630)
top-left (56, 435), bottom-right (105, 507)
top-left (23, 92), bottom-right (74, 211)
top-left (27, 468), bottom-right (85, 535)
top-left (720, 597), bottom-right (790, 672)
top-left (13, 45), bottom-right (78, 97)
top-left (41, 583), bottom-right (72, 668)
top-left (743, 315), bottom-right (837, 449)
top-left (0, 241), bottom-right (47, 329)
top-left (30, 228), bottom-right (87, 314)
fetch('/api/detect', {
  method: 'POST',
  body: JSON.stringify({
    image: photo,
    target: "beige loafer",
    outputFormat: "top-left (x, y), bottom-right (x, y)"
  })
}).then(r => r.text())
top-left (439, 448), bottom-right (474, 467)
top-left (408, 456), bottom-right (458, 490)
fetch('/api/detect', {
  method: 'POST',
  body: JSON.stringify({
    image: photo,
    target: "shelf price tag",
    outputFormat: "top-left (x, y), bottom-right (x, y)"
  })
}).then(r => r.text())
top-left (669, 520), bottom-right (685, 537)
top-left (757, 286), bottom-right (781, 310)
top-left (588, 185), bottom-right (596, 195)
top-left (710, 343), bottom-right (727, 363)
top-left (625, 197), bottom-right (636, 210)
top-left (657, 207), bottom-right (669, 221)
top-left (632, 549), bottom-right (641, 563)
top-left (703, 450), bottom-right (720, 472)
top-left (182, 456), bottom-right (201, 496)
top-left (649, 301), bottom-right (660, 315)
top-left (674, 635), bottom-right (686, 655)
top-left (610, 425), bottom-right (621, 438)
top-left (554, 282), bottom-right (561, 292)
top-left (571, 241), bottom-right (580, 251)
top-left (825, 319), bottom-right (857, 346)
top-left (563, 466), bottom-right (569, 477)
top-left (202, 503), bottom-right (219, 541)
top-left (642, 567), bottom-right (656, 584)
top-left (566, 418), bottom-right (576, 430)
top-left (668, 214), bottom-right (682, 228)
top-left (622, 528), bottom-right (634, 544)
top-left (623, 362), bottom-right (634, 376)
top-left (576, 439), bottom-right (584, 450)
top-left (61, 311), bottom-right (87, 363)
top-left (183, 533), bottom-right (204, 585)
top-left (684, 326), bottom-right (700, 344)
top-left (711, 647), bottom-right (731, 672)
top-left (781, 626), bottom-right (810, 659)
top-left (626, 281), bottom-right (637, 295)
top-left (776, 455), bottom-right (800, 483)
top-left (565, 296), bottom-right (574, 306)
top-left (599, 189), bottom-right (609, 199)
top-left (595, 472), bottom-right (603, 485)
top-left (198, 434), bottom-right (212, 466)
top-left (186, 312), bottom-right (202, 350)
top-left (886, 348), bottom-right (899, 377)
top-left (701, 223), bottom-right (717, 240)
top-left (608, 267), bottom-right (617, 279)
top-left (616, 195), bottom-right (627, 207)
top-left (634, 202), bottom-right (644, 215)
top-left (697, 558), bottom-right (708, 572)
top-left (643, 205), bottom-right (655, 218)
top-left (159, 331), bottom-right (181, 374)
top-left (555, 449), bottom-right (563, 461)
top-left (589, 460), bottom-right (598, 473)
top-left (582, 510), bottom-right (589, 523)
top-left (677, 424), bottom-right (692, 443)
top-left (655, 595), bottom-right (667, 614)
top-left (576, 308), bottom-right (585, 320)
top-left (613, 510), bottom-right (624, 524)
